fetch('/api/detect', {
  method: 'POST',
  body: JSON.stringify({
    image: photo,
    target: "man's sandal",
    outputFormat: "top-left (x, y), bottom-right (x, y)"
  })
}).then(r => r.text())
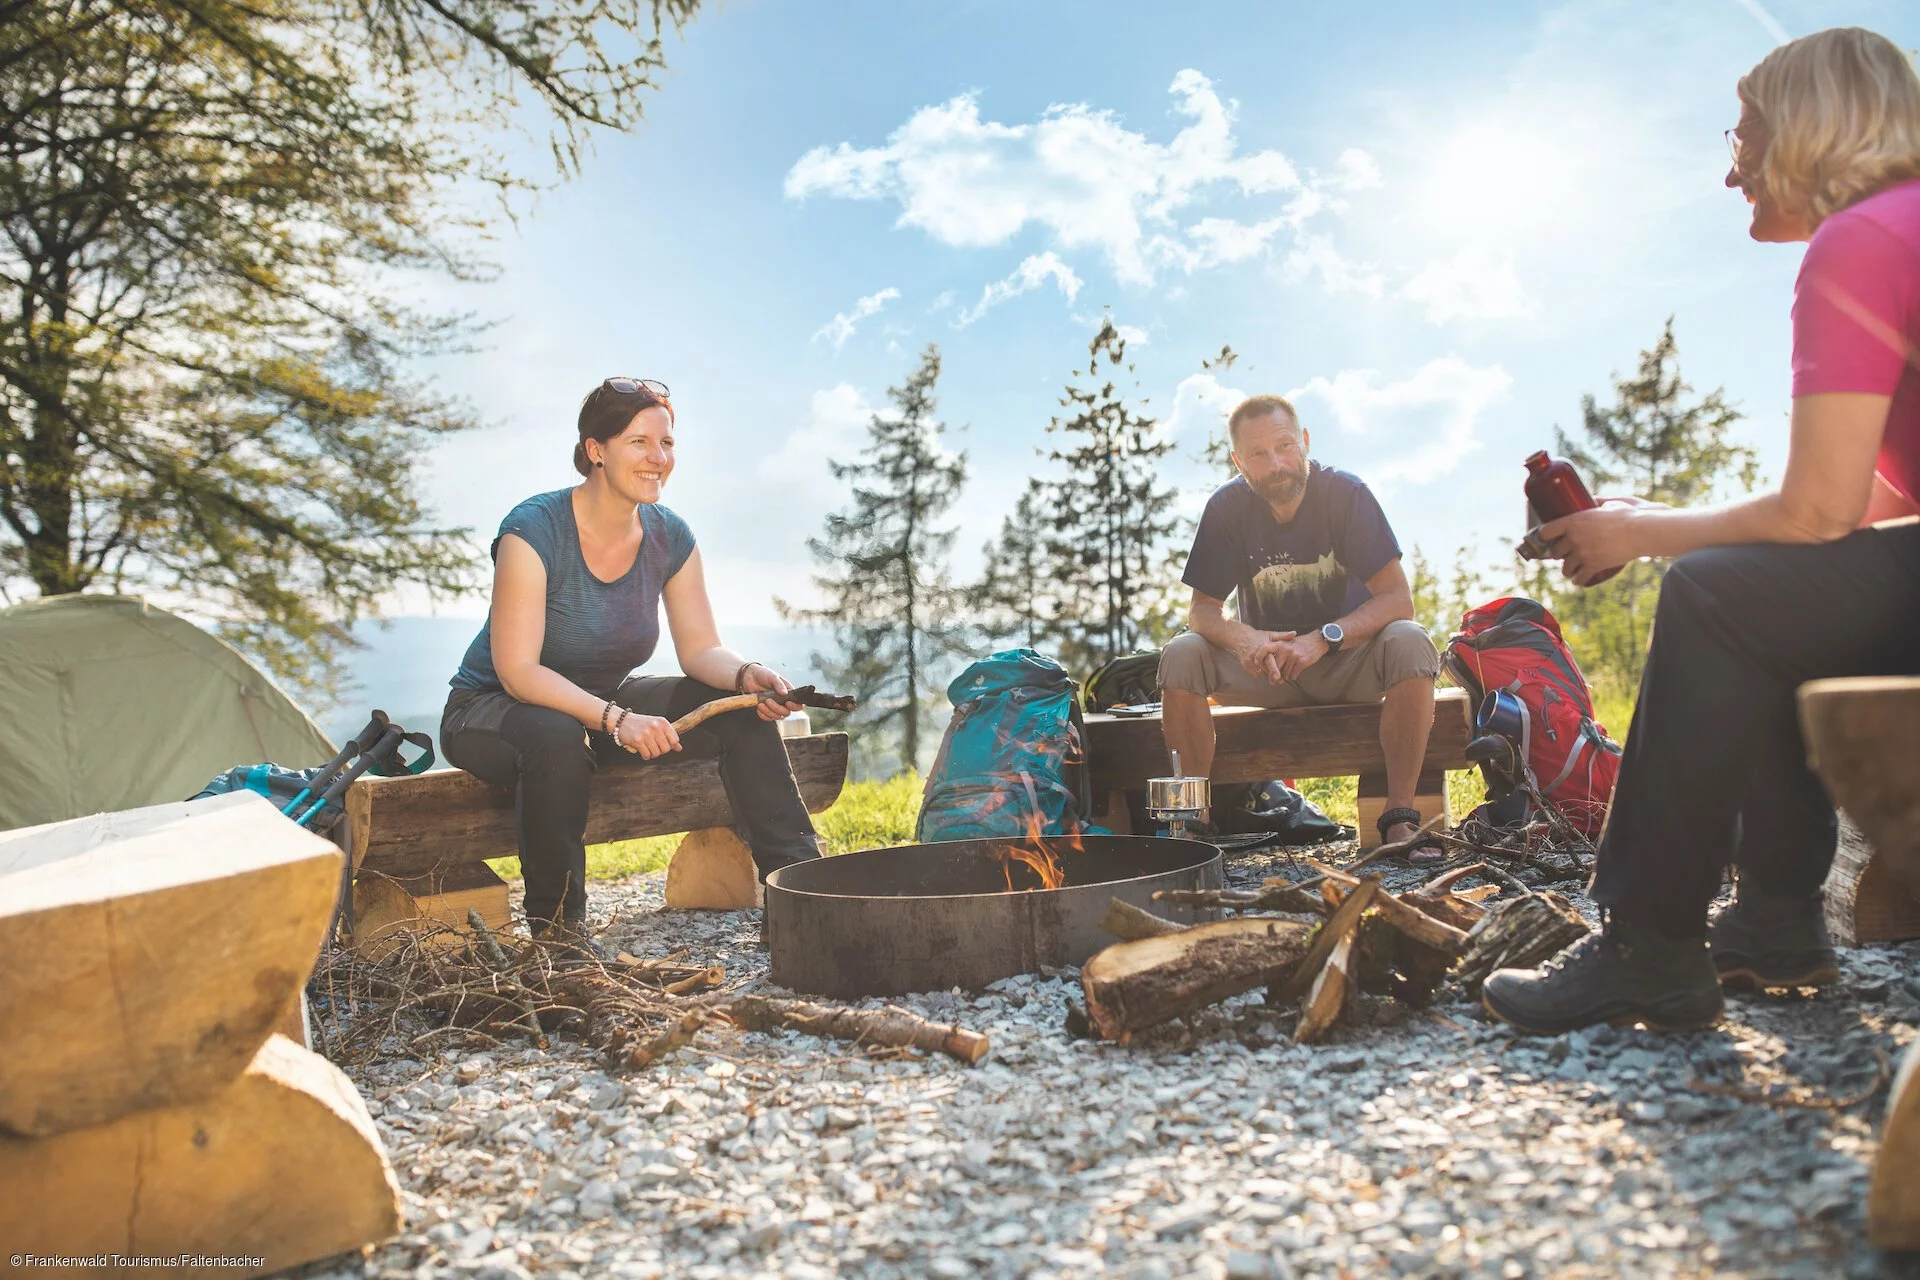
top-left (1377, 806), bottom-right (1446, 866)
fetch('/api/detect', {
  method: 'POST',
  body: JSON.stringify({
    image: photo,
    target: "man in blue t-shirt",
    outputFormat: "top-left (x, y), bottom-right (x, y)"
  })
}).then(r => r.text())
top-left (1159, 394), bottom-right (1443, 859)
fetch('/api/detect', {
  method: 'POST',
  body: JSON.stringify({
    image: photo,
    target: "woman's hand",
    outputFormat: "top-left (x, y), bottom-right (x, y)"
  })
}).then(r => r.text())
top-left (1539, 498), bottom-right (1658, 587)
top-left (741, 663), bottom-right (804, 721)
top-left (615, 713), bottom-right (681, 759)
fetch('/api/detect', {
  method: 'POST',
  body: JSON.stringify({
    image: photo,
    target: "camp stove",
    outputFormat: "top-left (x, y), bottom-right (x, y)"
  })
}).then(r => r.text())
top-left (1145, 750), bottom-right (1211, 840)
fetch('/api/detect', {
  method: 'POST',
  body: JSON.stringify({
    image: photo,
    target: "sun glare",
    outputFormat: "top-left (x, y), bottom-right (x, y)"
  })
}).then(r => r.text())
top-left (1418, 118), bottom-right (1572, 243)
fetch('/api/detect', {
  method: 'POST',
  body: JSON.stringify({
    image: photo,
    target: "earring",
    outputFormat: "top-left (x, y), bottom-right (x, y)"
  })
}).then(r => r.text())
top-left (594, 459), bottom-right (603, 468)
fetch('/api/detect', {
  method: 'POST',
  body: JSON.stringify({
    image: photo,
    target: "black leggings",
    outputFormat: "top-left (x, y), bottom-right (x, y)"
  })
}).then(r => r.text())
top-left (440, 676), bottom-right (822, 928)
top-left (1589, 522), bottom-right (1920, 938)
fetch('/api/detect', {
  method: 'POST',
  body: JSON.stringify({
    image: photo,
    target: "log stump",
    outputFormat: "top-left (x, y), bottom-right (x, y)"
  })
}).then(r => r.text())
top-left (1801, 676), bottom-right (1920, 944)
top-left (664, 826), bottom-right (763, 910)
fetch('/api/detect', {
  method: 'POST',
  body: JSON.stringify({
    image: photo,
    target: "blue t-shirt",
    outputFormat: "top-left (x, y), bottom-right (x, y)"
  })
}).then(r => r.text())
top-left (451, 490), bottom-right (697, 698)
top-left (1181, 464), bottom-right (1400, 634)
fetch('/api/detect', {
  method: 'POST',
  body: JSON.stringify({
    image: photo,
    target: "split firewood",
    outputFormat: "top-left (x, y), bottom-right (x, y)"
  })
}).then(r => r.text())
top-left (1295, 929), bottom-right (1357, 1044)
top-left (1101, 898), bottom-right (1187, 941)
top-left (723, 995), bottom-right (990, 1064)
top-left (670, 685), bottom-right (857, 734)
top-left (1401, 891), bottom-right (1489, 934)
top-left (1306, 863), bottom-right (1473, 958)
top-left (1081, 917), bottom-right (1315, 1041)
top-left (1155, 883), bottom-right (1328, 917)
top-left (1268, 877), bottom-right (1380, 1006)
top-left (1455, 892), bottom-right (1591, 995)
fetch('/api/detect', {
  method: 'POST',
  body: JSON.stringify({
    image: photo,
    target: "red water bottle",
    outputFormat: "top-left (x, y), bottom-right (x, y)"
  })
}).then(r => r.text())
top-left (1523, 451), bottom-right (1621, 584)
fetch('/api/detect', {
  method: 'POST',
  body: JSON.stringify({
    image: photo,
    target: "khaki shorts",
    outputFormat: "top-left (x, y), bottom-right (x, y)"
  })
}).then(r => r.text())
top-left (1157, 620), bottom-right (1440, 708)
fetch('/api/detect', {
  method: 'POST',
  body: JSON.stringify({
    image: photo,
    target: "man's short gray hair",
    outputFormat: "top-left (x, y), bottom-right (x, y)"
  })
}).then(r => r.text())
top-left (1227, 394), bottom-right (1301, 442)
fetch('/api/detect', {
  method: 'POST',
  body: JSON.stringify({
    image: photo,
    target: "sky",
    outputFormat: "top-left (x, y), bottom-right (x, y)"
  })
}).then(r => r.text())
top-left (393, 0), bottom-right (1920, 648)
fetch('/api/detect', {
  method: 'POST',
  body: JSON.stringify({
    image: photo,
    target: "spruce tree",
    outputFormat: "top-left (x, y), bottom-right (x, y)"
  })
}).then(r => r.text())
top-left (1036, 319), bottom-right (1183, 675)
top-left (778, 346), bottom-right (969, 777)
top-left (973, 480), bottom-right (1051, 649)
top-left (1542, 319), bottom-right (1759, 684)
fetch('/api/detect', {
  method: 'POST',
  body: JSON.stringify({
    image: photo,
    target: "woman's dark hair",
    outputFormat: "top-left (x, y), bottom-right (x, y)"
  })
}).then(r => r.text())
top-left (573, 380), bottom-right (675, 477)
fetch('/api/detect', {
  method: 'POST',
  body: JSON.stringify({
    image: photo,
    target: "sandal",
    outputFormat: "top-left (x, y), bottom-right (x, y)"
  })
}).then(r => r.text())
top-left (1377, 806), bottom-right (1446, 866)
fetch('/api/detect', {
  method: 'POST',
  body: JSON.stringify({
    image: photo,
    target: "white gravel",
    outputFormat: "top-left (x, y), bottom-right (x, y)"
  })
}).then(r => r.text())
top-left (291, 845), bottom-right (1920, 1280)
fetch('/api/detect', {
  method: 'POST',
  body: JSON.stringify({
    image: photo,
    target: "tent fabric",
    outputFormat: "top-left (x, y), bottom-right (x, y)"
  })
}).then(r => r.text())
top-left (0, 594), bottom-right (335, 831)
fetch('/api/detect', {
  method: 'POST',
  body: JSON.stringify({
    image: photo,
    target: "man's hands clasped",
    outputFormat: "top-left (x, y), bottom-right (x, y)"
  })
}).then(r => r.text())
top-left (1236, 629), bottom-right (1330, 684)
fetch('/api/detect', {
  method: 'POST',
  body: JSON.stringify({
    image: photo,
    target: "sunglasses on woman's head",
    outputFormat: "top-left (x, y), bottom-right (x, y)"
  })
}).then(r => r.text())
top-left (601, 377), bottom-right (670, 399)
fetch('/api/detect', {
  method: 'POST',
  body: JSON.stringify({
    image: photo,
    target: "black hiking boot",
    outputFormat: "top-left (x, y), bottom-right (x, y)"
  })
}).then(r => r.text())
top-left (1709, 885), bottom-right (1840, 991)
top-left (1481, 917), bottom-right (1724, 1034)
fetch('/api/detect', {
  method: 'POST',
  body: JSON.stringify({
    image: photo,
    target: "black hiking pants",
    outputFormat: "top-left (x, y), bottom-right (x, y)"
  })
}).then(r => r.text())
top-left (1590, 522), bottom-right (1920, 939)
top-left (440, 676), bottom-right (822, 929)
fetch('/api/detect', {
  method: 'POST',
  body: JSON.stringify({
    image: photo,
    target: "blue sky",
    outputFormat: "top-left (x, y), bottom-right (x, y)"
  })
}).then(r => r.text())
top-left (403, 0), bottom-right (1920, 639)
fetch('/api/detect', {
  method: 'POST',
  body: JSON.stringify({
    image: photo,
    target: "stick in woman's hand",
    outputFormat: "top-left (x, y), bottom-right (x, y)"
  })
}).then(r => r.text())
top-left (669, 685), bottom-right (856, 734)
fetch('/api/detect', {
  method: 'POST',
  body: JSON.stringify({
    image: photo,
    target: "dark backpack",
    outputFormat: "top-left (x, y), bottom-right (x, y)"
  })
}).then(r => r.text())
top-left (1082, 649), bottom-right (1161, 711)
top-left (916, 649), bottom-right (1104, 842)
top-left (1441, 597), bottom-right (1622, 838)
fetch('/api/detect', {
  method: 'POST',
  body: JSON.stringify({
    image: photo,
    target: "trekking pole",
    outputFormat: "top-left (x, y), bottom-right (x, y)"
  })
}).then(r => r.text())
top-left (294, 724), bottom-right (405, 828)
top-left (282, 711), bottom-right (390, 818)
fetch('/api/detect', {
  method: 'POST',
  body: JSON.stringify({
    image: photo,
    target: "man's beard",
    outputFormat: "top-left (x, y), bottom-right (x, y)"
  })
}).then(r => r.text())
top-left (1249, 467), bottom-right (1306, 506)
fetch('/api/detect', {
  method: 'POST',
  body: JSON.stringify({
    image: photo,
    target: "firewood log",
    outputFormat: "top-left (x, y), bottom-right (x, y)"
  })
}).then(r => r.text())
top-left (1101, 898), bottom-right (1185, 941)
top-left (1872, 1036), bottom-right (1920, 1248)
top-left (1269, 877), bottom-right (1380, 1006)
top-left (1081, 916), bottom-right (1314, 1041)
top-left (1455, 892), bottom-right (1591, 995)
top-left (724, 995), bottom-right (990, 1064)
top-left (0, 1034), bottom-right (400, 1275)
top-left (1295, 930), bottom-right (1356, 1044)
top-left (1317, 873), bottom-right (1472, 957)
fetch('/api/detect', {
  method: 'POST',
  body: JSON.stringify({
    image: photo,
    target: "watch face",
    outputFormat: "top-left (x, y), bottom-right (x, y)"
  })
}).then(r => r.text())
top-left (1322, 623), bottom-right (1343, 643)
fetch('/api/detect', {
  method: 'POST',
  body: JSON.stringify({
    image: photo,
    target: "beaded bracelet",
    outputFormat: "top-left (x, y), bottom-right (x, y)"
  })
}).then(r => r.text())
top-left (599, 699), bottom-right (616, 735)
top-left (733, 660), bottom-right (761, 693)
top-left (612, 706), bottom-right (636, 752)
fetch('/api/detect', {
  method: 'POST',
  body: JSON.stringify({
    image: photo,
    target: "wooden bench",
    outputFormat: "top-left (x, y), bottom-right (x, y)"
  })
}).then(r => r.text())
top-left (1085, 687), bottom-right (1476, 837)
top-left (1796, 675), bottom-right (1920, 1250)
top-left (339, 732), bottom-right (850, 944)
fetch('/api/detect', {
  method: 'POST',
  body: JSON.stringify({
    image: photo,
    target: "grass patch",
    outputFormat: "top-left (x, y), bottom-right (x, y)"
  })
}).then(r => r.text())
top-left (487, 773), bottom-right (927, 883)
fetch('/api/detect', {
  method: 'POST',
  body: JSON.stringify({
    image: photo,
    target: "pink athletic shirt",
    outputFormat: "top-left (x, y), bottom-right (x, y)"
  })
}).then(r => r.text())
top-left (1791, 177), bottom-right (1920, 505)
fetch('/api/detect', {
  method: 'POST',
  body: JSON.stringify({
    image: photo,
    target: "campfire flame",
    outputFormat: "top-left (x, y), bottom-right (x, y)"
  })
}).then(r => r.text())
top-left (989, 807), bottom-right (1078, 893)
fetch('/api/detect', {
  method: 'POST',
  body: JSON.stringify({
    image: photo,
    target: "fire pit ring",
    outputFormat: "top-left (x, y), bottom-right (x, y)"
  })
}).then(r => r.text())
top-left (764, 835), bottom-right (1223, 998)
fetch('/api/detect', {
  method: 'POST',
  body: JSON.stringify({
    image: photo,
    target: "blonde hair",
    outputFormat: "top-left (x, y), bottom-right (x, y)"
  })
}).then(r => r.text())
top-left (1738, 27), bottom-right (1920, 227)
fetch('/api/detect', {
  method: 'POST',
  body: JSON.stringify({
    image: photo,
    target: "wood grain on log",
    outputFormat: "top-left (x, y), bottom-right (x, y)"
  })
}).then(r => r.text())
top-left (1304, 860), bottom-right (1473, 957)
top-left (1084, 689), bottom-right (1473, 793)
top-left (1801, 677), bottom-right (1920, 944)
top-left (1872, 1036), bottom-right (1920, 1249)
top-left (0, 793), bottom-right (340, 1137)
top-left (725, 995), bottom-right (990, 1064)
top-left (351, 860), bottom-right (510, 958)
top-left (1269, 877), bottom-right (1381, 1006)
top-left (0, 1034), bottom-right (401, 1275)
top-left (1101, 898), bottom-right (1186, 941)
top-left (1456, 892), bottom-right (1591, 996)
top-left (1082, 917), bottom-right (1314, 1041)
top-left (1295, 930), bottom-right (1356, 1044)
top-left (663, 826), bottom-right (763, 910)
top-left (347, 732), bottom-right (849, 877)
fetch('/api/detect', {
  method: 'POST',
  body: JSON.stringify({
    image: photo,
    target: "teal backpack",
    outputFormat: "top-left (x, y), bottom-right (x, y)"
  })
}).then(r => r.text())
top-left (916, 649), bottom-right (1105, 842)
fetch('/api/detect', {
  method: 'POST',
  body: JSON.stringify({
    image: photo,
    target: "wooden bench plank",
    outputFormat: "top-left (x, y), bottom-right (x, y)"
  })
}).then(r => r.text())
top-left (1085, 688), bottom-right (1475, 795)
top-left (346, 732), bottom-right (849, 878)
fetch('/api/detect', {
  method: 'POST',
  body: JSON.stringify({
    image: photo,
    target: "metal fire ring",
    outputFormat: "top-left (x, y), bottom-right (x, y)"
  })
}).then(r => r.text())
top-left (764, 835), bottom-right (1223, 998)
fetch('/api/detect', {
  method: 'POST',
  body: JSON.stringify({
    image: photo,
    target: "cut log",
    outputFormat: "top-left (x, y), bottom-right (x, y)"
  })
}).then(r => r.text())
top-left (0, 1034), bottom-right (401, 1275)
top-left (663, 826), bottom-right (764, 910)
top-left (1101, 897), bottom-right (1186, 941)
top-left (1295, 930), bottom-right (1355, 1044)
top-left (1871, 1036), bottom-right (1920, 1249)
top-left (1824, 816), bottom-right (1920, 946)
top-left (1082, 916), bottom-right (1315, 1041)
top-left (1456, 892), bottom-right (1591, 996)
top-left (0, 792), bottom-right (340, 1137)
top-left (346, 732), bottom-right (849, 878)
top-left (1402, 891), bottom-right (1490, 933)
top-left (351, 860), bottom-right (511, 958)
top-left (1269, 877), bottom-right (1380, 1006)
top-left (1801, 677), bottom-right (1920, 944)
top-left (1310, 863), bottom-right (1473, 957)
top-left (725, 995), bottom-right (991, 1064)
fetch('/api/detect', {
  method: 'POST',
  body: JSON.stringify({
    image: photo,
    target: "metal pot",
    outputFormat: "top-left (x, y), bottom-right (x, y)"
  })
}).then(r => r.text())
top-left (1146, 774), bottom-right (1211, 818)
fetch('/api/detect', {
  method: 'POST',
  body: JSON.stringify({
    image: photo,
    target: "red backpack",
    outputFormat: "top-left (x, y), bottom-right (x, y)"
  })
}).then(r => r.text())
top-left (1441, 597), bottom-right (1623, 838)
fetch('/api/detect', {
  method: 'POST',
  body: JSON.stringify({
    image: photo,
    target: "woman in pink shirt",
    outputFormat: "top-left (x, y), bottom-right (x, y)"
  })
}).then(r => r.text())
top-left (1486, 27), bottom-right (1920, 1034)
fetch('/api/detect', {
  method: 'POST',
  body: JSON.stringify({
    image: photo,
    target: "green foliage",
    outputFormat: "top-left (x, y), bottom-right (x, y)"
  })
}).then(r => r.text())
top-left (1022, 317), bottom-right (1185, 676)
top-left (972, 479), bottom-right (1049, 648)
top-left (0, 1), bottom-right (698, 696)
top-left (778, 346), bottom-right (971, 777)
top-left (486, 774), bottom-right (926, 882)
top-left (1536, 319), bottom-right (1758, 685)
top-left (1409, 541), bottom-right (1502, 641)
top-left (1197, 343), bottom-right (1242, 480)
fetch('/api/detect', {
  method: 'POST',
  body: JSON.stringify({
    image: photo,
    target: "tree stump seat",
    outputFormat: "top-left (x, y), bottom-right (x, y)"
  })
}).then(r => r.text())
top-left (341, 732), bottom-right (850, 935)
top-left (1084, 688), bottom-right (1476, 837)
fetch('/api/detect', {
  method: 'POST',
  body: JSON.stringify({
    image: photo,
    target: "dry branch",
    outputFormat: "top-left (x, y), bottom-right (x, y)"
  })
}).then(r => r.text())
top-left (724, 996), bottom-right (990, 1064)
top-left (670, 686), bottom-right (856, 734)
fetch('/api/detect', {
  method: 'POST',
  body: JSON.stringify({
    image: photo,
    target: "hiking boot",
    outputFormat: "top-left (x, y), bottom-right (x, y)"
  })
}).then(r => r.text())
top-left (1481, 917), bottom-right (1724, 1034)
top-left (1709, 885), bottom-right (1840, 990)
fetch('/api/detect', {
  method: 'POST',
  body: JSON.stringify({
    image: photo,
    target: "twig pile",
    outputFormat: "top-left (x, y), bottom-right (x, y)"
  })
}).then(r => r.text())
top-left (307, 912), bottom-right (988, 1072)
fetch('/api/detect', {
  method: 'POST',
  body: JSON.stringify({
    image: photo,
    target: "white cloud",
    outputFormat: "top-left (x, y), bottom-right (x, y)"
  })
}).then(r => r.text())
top-left (1283, 234), bottom-right (1385, 297)
top-left (759, 383), bottom-right (873, 487)
top-left (812, 286), bottom-right (900, 351)
top-left (1287, 357), bottom-right (1513, 485)
top-left (1165, 371), bottom-right (1247, 445)
top-left (1401, 250), bottom-right (1538, 323)
top-left (787, 70), bottom-right (1374, 287)
top-left (956, 253), bottom-right (1082, 326)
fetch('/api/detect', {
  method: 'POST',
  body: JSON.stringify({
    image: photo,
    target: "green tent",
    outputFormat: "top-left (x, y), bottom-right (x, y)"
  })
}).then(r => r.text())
top-left (0, 594), bottom-right (335, 831)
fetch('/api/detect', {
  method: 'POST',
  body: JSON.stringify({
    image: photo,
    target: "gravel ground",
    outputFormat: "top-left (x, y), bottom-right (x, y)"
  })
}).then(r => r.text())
top-left (295, 843), bottom-right (1920, 1280)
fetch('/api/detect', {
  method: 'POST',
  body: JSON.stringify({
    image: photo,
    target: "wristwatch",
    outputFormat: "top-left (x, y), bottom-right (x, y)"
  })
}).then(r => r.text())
top-left (1319, 621), bottom-right (1345, 652)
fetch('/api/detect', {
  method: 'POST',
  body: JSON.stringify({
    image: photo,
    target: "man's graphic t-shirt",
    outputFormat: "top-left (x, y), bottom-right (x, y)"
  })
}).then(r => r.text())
top-left (1181, 464), bottom-right (1401, 634)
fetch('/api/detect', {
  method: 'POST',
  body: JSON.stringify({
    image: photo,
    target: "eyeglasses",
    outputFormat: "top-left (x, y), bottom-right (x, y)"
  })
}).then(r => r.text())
top-left (1724, 128), bottom-right (1741, 166)
top-left (600, 377), bottom-right (670, 399)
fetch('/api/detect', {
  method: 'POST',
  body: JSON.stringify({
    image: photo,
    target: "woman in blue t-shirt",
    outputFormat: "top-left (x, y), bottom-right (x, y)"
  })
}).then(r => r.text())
top-left (441, 377), bottom-right (821, 939)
